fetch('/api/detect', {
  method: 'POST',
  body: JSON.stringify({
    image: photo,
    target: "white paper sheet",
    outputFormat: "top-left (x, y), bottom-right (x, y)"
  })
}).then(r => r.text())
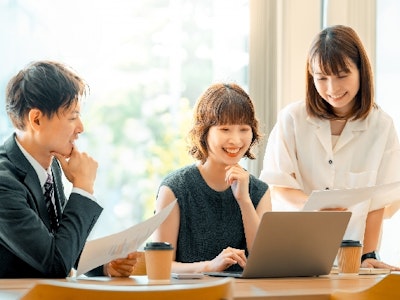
top-left (76, 200), bottom-right (176, 276)
top-left (303, 181), bottom-right (400, 211)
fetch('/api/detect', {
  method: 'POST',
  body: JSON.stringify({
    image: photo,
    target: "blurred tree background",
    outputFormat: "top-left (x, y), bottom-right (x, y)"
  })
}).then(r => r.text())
top-left (0, 0), bottom-right (248, 239)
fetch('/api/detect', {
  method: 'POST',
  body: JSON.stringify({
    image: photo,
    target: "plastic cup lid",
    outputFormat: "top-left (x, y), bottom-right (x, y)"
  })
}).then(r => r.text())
top-left (144, 242), bottom-right (174, 250)
top-left (341, 240), bottom-right (362, 247)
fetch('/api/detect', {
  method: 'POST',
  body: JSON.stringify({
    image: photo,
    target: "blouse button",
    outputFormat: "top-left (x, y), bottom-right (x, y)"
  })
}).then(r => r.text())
top-left (328, 160), bottom-right (333, 164)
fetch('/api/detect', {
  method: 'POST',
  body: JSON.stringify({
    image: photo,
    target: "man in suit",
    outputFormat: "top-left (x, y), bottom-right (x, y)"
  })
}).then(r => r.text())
top-left (0, 60), bottom-right (137, 278)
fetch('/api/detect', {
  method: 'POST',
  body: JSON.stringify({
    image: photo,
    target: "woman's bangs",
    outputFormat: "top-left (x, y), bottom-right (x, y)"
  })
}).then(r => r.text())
top-left (215, 97), bottom-right (253, 125)
top-left (315, 51), bottom-right (350, 76)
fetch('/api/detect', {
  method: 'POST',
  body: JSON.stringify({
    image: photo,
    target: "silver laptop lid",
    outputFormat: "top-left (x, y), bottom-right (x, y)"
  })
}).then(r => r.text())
top-left (242, 211), bottom-right (351, 278)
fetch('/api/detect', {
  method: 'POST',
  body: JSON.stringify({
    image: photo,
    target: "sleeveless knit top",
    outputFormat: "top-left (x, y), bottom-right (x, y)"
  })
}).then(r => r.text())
top-left (159, 164), bottom-right (268, 271)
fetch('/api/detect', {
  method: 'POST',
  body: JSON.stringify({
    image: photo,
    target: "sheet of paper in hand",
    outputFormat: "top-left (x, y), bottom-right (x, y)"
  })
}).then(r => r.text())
top-left (76, 199), bottom-right (177, 276)
top-left (303, 181), bottom-right (400, 211)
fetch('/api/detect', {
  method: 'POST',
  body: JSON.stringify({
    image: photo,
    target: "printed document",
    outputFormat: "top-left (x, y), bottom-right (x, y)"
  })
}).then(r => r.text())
top-left (303, 181), bottom-right (400, 211)
top-left (76, 200), bottom-right (176, 276)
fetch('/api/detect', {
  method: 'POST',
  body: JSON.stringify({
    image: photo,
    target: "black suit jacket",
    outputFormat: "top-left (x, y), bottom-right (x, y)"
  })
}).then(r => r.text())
top-left (0, 134), bottom-right (103, 278)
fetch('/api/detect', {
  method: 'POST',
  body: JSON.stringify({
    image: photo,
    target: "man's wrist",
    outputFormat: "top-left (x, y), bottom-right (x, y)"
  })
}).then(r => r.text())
top-left (71, 187), bottom-right (96, 202)
top-left (361, 251), bottom-right (380, 262)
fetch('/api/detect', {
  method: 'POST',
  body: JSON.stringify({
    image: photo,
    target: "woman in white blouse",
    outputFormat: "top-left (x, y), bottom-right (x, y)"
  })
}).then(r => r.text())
top-left (260, 25), bottom-right (400, 270)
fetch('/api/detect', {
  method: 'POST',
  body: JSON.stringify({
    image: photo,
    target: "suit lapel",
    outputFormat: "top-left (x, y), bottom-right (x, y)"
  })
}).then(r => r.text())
top-left (23, 171), bottom-right (52, 228)
top-left (5, 135), bottom-right (53, 230)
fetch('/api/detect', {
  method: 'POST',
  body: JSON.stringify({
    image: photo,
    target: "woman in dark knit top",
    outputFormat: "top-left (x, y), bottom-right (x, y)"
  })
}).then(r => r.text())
top-left (153, 83), bottom-right (271, 273)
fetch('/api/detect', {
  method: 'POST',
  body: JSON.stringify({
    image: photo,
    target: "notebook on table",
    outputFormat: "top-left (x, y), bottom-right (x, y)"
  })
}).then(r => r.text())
top-left (205, 211), bottom-right (351, 278)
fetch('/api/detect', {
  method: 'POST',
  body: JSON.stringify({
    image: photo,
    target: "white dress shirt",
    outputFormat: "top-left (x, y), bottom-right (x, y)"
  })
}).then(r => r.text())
top-left (260, 100), bottom-right (400, 242)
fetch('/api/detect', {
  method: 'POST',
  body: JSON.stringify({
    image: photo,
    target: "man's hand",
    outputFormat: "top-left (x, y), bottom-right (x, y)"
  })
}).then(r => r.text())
top-left (104, 252), bottom-right (141, 277)
top-left (53, 146), bottom-right (98, 194)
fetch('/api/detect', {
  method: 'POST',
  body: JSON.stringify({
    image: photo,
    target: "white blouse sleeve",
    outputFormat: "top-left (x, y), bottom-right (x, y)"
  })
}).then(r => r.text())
top-left (260, 104), bottom-right (304, 190)
top-left (370, 117), bottom-right (400, 211)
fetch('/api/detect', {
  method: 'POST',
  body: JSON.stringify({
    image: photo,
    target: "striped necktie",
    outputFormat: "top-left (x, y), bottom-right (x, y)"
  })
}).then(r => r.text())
top-left (44, 173), bottom-right (59, 233)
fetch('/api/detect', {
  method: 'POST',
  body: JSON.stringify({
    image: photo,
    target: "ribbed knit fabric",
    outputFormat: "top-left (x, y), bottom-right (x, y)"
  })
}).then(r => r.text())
top-left (159, 164), bottom-right (268, 271)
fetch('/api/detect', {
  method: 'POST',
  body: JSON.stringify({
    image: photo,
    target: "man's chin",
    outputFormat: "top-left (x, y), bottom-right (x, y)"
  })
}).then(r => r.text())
top-left (51, 148), bottom-right (73, 159)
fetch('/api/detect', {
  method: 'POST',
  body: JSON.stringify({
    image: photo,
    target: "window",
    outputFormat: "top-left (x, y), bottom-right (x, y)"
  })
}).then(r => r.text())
top-left (0, 0), bottom-right (249, 238)
top-left (376, 0), bottom-right (400, 266)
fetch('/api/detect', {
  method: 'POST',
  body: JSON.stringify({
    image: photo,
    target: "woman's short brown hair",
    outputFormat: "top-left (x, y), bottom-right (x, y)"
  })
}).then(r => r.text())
top-left (305, 25), bottom-right (375, 120)
top-left (188, 83), bottom-right (262, 163)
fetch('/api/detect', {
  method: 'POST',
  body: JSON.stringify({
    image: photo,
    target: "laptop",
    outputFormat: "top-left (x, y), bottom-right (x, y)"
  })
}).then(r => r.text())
top-left (205, 211), bottom-right (351, 278)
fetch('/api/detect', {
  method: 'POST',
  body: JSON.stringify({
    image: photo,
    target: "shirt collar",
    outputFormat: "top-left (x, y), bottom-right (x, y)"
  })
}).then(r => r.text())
top-left (15, 137), bottom-right (51, 187)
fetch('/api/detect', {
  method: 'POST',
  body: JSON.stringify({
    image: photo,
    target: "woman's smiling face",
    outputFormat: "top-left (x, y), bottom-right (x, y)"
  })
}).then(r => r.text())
top-left (312, 59), bottom-right (360, 117)
top-left (206, 123), bottom-right (252, 165)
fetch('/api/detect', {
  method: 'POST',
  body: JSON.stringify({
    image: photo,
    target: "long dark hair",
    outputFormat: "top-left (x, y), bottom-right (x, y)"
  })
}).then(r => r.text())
top-left (305, 25), bottom-right (375, 120)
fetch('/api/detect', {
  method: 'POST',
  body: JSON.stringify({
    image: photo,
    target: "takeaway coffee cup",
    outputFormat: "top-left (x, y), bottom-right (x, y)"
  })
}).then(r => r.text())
top-left (144, 242), bottom-right (174, 281)
top-left (337, 240), bottom-right (362, 275)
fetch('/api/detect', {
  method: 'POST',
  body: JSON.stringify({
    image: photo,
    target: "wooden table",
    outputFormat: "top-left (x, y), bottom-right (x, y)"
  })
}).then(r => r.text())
top-left (233, 274), bottom-right (384, 299)
top-left (0, 274), bottom-right (387, 300)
